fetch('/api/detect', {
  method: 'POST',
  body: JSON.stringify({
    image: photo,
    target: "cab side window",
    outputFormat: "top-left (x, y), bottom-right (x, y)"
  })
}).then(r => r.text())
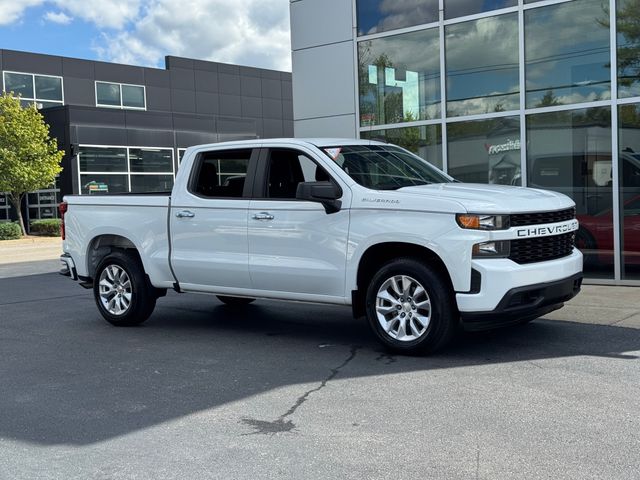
top-left (192, 149), bottom-right (251, 198)
top-left (266, 149), bottom-right (331, 199)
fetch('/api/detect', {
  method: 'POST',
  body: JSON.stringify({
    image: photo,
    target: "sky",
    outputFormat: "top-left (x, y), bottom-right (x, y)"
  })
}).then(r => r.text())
top-left (0, 0), bottom-right (292, 71)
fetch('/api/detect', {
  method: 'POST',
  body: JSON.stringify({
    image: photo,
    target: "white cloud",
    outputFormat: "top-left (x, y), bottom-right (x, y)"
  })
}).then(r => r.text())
top-left (0, 0), bottom-right (44, 25)
top-left (96, 0), bottom-right (291, 70)
top-left (52, 0), bottom-right (141, 29)
top-left (44, 11), bottom-right (72, 25)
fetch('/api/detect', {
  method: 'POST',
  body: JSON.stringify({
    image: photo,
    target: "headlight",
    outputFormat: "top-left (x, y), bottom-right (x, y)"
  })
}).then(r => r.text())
top-left (456, 213), bottom-right (510, 230)
top-left (472, 240), bottom-right (510, 258)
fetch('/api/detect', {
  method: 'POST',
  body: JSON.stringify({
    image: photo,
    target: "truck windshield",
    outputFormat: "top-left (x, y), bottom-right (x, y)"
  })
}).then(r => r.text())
top-left (322, 144), bottom-right (452, 190)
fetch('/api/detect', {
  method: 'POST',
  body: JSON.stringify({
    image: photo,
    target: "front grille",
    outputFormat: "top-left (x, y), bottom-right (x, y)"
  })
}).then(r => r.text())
top-left (510, 207), bottom-right (576, 227)
top-left (509, 232), bottom-right (575, 264)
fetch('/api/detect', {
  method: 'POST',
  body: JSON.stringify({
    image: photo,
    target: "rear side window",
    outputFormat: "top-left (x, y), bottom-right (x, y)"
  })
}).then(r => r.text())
top-left (192, 149), bottom-right (252, 198)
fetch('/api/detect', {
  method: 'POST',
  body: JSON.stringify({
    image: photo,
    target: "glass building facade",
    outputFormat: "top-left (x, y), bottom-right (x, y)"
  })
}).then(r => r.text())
top-left (354, 0), bottom-right (640, 283)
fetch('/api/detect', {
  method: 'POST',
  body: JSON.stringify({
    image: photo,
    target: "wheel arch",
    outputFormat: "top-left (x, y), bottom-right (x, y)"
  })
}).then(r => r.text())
top-left (351, 242), bottom-right (455, 318)
top-left (86, 234), bottom-right (142, 280)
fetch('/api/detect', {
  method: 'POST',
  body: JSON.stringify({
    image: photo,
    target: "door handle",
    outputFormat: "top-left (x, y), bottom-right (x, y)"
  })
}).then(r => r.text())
top-left (176, 210), bottom-right (195, 218)
top-left (252, 212), bottom-right (274, 221)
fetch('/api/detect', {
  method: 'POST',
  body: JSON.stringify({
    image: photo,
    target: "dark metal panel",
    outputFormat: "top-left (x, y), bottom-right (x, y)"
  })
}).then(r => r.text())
top-left (216, 116), bottom-right (257, 135)
top-left (283, 100), bottom-right (293, 121)
top-left (193, 59), bottom-right (218, 72)
top-left (2, 50), bottom-right (63, 75)
top-left (170, 68), bottom-right (195, 90)
top-left (144, 68), bottom-right (171, 88)
top-left (62, 57), bottom-right (94, 78)
top-left (166, 56), bottom-right (194, 70)
top-left (283, 120), bottom-right (294, 137)
top-left (282, 81), bottom-right (293, 100)
top-left (195, 92), bottom-right (219, 115)
top-left (239, 66), bottom-right (262, 78)
top-left (219, 94), bottom-right (241, 116)
top-left (218, 63), bottom-right (240, 75)
top-left (74, 125), bottom-right (128, 145)
top-left (263, 118), bottom-right (284, 138)
top-left (241, 96), bottom-right (262, 117)
top-left (63, 77), bottom-right (95, 106)
top-left (194, 70), bottom-right (218, 93)
top-left (124, 110), bottom-right (173, 130)
top-left (68, 107), bottom-right (126, 126)
top-left (280, 71), bottom-right (292, 81)
top-left (218, 73), bottom-right (241, 95)
top-left (146, 86), bottom-right (172, 111)
top-left (240, 76), bottom-right (261, 97)
top-left (173, 113), bottom-right (214, 132)
top-left (176, 130), bottom-right (218, 147)
top-left (126, 128), bottom-right (174, 148)
top-left (260, 69), bottom-right (281, 80)
top-left (170, 89), bottom-right (196, 114)
top-left (262, 98), bottom-right (284, 119)
top-left (261, 78), bottom-right (282, 99)
top-left (94, 61), bottom-right (145, 84)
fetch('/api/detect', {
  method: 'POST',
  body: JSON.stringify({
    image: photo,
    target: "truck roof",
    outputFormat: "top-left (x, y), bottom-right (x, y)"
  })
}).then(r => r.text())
top-left (184, 137), bottom-right (388, 151)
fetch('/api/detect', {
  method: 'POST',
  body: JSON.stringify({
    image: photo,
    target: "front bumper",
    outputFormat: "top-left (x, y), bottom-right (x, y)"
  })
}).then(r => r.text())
top-left (460, 272), bottom-right (583, 331)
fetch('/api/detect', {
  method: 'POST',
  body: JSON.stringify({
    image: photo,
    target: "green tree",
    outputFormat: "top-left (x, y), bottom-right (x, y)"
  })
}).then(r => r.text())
top-left (0, 93), bottom-right (63, 236)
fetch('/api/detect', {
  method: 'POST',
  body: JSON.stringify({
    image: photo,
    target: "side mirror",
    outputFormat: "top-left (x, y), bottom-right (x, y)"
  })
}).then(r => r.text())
top-left (296, 181), bottom-right (342, 214)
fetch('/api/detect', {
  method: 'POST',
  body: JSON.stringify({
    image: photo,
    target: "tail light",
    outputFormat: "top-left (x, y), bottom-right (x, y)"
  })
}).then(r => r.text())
top-left (59, 201), bottom-right (68, 240)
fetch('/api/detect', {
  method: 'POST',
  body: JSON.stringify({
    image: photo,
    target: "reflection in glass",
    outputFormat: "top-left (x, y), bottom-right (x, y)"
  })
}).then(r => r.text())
top-left (34, 76), bottom-right (62, 101)
top-left (356, 0), bottom-right (438, 36)
top-left (79, 147), bottom-right (127, 172)
top-left (358, 29), bottom-right (440, 127)
top-left (445, 14), bottom-right (519, 117)
top-left (4, 72), bottom-right (34, 98)
top-left (96, 82), bottom-right (121, 106)
top-left (122, 85), bottom-right (145, 108)
top-left (444, 0), bottom-right (517, 20)
top-left (447, 116), bottom-right (521, 185)
top-left (525, 0), bottom-right (610, 108)
top-left (527, 107), bottom-right (613, 278)
top-left (361, 124), bottom-right (443, 170)
top-left (617, 0), bottom-right (640, 98)
top-left (618, 104), bottom-right (640, 279)
top-left (80, 174), bottom-right (128, 195)
top-left (129, 148), bottom-right (173, 173)
top-left (130, 175), bottom-right (174, 193)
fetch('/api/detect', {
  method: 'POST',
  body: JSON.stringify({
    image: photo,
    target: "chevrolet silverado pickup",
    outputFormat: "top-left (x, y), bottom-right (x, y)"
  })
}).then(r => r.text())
top-left (59, 138), bottom-right (583, 354)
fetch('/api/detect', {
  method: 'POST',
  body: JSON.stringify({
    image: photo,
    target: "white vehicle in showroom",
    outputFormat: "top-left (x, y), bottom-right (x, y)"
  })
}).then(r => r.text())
top-left (60, 139), bottom-right (583, 354)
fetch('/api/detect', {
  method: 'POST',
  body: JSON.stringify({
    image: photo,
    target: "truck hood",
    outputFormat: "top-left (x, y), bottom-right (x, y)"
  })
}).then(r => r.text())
top-left (354, 183), bottom-right (574, 214)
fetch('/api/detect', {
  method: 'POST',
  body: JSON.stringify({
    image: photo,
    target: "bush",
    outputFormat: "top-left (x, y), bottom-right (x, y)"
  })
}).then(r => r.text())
top-left (0, 222), bottom-right (22, 240)
top-left (29, 219), bottom-right (61, 236)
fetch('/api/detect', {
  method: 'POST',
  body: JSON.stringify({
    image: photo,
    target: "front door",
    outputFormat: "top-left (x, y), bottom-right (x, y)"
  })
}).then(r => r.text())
top-left (248, 148), bottom-right (350, 299)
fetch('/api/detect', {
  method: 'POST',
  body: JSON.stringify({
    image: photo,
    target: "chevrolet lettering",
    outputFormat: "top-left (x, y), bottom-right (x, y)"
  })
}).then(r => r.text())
top-left (59, 138), bottom-right (583, 355)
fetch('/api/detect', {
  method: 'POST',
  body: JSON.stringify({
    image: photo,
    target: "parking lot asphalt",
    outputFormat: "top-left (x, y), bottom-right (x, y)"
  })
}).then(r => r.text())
top-left (0, 272), bottom-right (638, 480)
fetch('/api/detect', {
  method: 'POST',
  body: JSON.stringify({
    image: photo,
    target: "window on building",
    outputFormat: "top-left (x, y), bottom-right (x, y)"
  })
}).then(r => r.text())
top-left (0, 193), bottom-right (9, 221)
top-left (617, 0), bottom-right (640, 99)
top-left (78, 146), bottom-right (174, 194)
top-left (527, 106), bottom-right (613, 278)
top-left (445, 13), bottom-right (519, 117)
top-left (27, 183), bottom-right (61, 222)
top-left (361, 124), bottom-right (443, 170)
top-left (358, 28), bottom-right (440, 127)
top-left (95, 82), bottom-right (146, 109)
top-left (525, 0), bottom-right (610, 108)
top-left (2, 71), bottom-right (63, 109)
top-left (447, 116), bottom-right (521, 185)
top-left (356, 0), bottom-right (438, 36)
top-left (618, 104), bottom-right (640, 280)
top-left (444, 0), bottom-right (517, 20)
top-left (192, 149), bottom-right (251, 198)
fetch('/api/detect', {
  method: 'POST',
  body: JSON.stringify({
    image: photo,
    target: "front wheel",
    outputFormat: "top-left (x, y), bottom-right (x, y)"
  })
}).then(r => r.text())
top-left (365, 258), bottom-right (457, 355)
top-left (93, 250), bottom-right (156, 326)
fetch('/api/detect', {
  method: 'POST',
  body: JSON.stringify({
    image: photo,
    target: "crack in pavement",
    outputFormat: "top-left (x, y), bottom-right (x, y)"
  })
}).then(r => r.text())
top-left (241, 345), bottom-right (360, 435)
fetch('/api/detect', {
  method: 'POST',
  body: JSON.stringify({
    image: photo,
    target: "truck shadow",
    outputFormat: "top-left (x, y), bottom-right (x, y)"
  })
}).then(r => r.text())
top-left (1, 275), bottom-right (639, 446)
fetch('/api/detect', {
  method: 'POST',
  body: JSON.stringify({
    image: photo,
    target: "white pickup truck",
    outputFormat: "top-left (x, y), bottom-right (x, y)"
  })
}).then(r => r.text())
top-left (60, 138), bottom-right (583, 354)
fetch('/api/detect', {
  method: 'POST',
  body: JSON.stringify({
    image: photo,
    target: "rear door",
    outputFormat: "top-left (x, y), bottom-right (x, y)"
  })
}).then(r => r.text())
top-left (247, 147), bottom-right (350, 299)
top-left (170, 147), bottom-right (258, 291)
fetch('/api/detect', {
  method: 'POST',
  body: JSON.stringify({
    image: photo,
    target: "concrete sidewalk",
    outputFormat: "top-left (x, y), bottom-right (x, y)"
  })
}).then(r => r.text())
top-left (0, 236), bottom-right (62, 279)
top-left (0, 236), bottom-right (637, 329)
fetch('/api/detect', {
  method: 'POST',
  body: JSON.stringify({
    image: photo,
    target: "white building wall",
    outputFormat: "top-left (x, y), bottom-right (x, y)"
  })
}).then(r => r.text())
top-left (290, 0), bottom-right (357, 138)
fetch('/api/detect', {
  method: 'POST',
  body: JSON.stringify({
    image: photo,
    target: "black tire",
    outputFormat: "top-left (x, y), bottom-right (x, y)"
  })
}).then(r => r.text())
top-left (93, 250), bottom-right (156, 326)
top-left (216, 295), bottom-right (256, 306)
top-left (365, 258), bottom-right (457, 355)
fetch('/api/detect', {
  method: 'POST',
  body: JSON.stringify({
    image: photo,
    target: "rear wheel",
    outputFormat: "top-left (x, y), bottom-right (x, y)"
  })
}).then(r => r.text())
top-left (365, 258), bottom-right (457, 355)
top-left (93, 250), bottom-right (156, 326)
top-left (216, 295), bottom-right (256, 306)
